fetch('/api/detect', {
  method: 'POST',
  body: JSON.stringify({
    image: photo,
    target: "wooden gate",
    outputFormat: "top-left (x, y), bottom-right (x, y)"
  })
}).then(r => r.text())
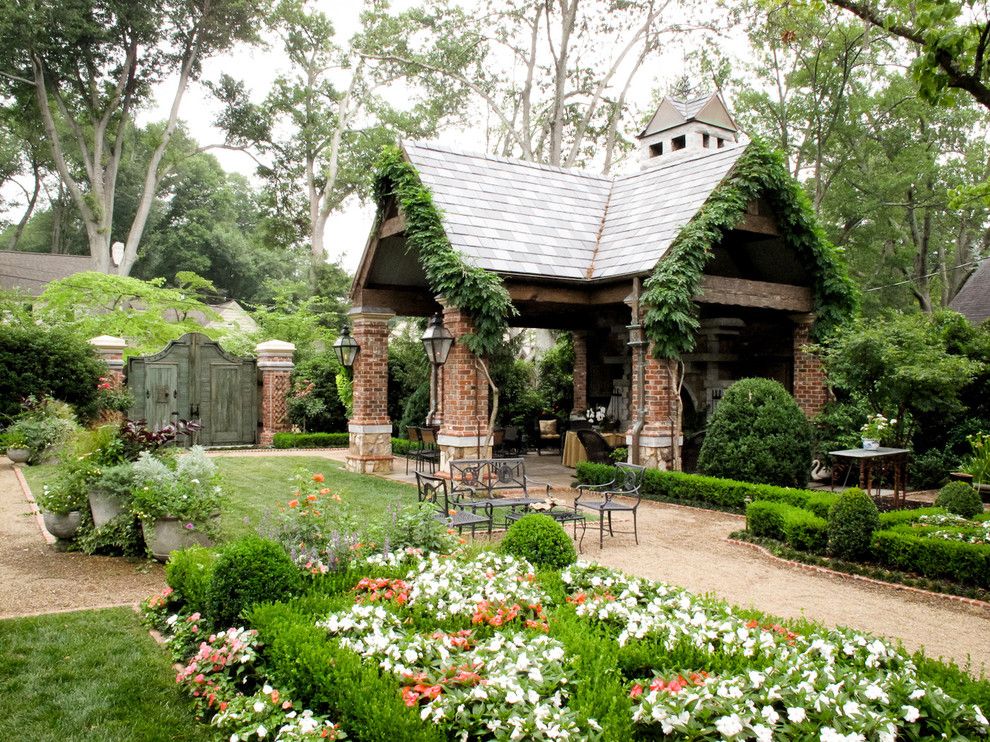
top-left (126, 333), bottom-right (258, 446)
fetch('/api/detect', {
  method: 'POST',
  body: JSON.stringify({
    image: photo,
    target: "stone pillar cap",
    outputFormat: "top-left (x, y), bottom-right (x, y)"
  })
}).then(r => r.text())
top-left (255, 339), bottom-right (296, 354)
top-left (88, 335), bottom-right (127, 350)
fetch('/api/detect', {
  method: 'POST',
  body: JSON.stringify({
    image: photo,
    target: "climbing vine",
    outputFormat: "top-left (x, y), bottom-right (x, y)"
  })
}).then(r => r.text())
top-left (373, 146), bottom-right (515, 357)
top-left (642, 139), bottom-right (858, 359)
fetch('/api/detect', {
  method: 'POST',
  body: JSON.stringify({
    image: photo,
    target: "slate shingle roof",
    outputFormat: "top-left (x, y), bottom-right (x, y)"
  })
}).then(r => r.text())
top-left (402, 141), bottom-right (746, 281)
top-left (949, 259), bottom-right (990, 324)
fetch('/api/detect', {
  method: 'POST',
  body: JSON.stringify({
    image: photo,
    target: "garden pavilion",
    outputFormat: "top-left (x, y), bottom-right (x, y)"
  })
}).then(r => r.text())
top-left (345, 93), bottom-right (853, 474)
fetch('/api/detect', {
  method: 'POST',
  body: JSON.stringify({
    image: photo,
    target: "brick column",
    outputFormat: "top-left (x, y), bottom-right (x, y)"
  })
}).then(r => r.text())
top-left (256, 340), bottom-right (295, 446)
top-left (438, 303), bottom-right (491, 470)
top-left (89, 335), bottom-right (127, 384)
top-left (570, 331), bottom-right (588, 420)
top-left (627, 344), bottom-right (679, 470)
top-left (346, 307), bottom-right (395, 474)
top-left (792, 313), bottom-right (829, 417)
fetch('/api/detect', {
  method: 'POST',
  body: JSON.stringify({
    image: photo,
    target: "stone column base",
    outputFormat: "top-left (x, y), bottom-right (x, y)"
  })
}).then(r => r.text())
top-left (347, 425), bottom-right (393, 474)
top-left (438, 433), bottom-right (493, 472)
top-left (627, 431), bottom-right (679, 471)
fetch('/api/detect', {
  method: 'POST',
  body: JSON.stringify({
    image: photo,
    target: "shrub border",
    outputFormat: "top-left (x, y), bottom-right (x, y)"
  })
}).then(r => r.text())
top-left (728, 532), bottom-right (990, 608)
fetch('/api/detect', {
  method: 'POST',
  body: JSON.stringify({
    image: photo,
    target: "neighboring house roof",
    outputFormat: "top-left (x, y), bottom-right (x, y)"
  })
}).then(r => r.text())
top-left (949, 258), bottom-right (990, 324)
top-left (402, 140), bottom-right (747, 281)
top-left (208, 300), bottom-right (259, 334)
top-left (0, 250), bottom-right (91, 296)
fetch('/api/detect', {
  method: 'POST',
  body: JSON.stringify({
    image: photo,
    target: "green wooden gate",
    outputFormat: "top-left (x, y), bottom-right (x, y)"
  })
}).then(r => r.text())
top-left (126, 333), bottom-right (258, 446)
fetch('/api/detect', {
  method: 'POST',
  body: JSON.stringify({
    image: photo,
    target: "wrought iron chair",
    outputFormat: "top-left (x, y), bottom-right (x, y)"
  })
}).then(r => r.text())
top-left (574, 462), bottom-right (645, 548)
top-left (404, 426), bottom-right (423, 474)
top-left (415, 472), bottom-right (491, 535)
top-left (416, 426), bottom-right (440, 474)
top-left (533, 418), bottom-right (562, 456)
top-left (449, 458), bottom-right (548, 526)
top-left (576, 429), bottom-right (616, 465)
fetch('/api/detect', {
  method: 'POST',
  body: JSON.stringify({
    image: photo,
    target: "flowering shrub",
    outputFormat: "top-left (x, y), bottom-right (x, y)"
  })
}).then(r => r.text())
top-left (861, 413), bottom-right (895, 443)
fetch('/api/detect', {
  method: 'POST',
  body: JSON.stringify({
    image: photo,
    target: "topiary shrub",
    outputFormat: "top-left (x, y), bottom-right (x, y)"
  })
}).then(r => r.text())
top-left (207, 536), bottom-right (302, 627)
top-left (165, 546), bottom-right (218, 616)
top-left (827, 488), bottom-right (880, 561)
top-left (935, 481), bottom-right (983, 519)
top-left (697, 378), bottom-right (813, 487)
top-left (783, 510), bottom-right (828, 554)
top-left (499, 514), bottom-right (577, 569)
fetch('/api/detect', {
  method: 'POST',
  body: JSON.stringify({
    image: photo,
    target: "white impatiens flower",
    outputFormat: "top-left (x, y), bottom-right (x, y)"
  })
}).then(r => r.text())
top-left (909, 688), bottom-right (926, 700)
top-left (253, 700), bottom-right (265, 713)
top-left (787, 707), bottom-right (807, 723)
top-left (715, 714), bottom-right (744, 737)
top-left (975, 706), bottom-right (988, 727)
top-left (752, 723), bottom-right (773, 742)
top-left (902, 705), bottom-right (920, 723)
top-left (761, 705), bottom-right (780, 725)
top-left (842, 700), bottom-right (861, 716)
top-left (256, 725), bottom-right (267, 739)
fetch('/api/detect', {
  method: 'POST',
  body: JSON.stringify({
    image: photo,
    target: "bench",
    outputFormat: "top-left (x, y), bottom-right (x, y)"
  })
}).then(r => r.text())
top-left (449, 458), bottom-right (550, 524)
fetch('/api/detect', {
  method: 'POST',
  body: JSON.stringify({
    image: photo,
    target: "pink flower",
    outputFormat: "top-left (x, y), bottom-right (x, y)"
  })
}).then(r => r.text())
top-left (184, 522), bottom-right (195, 530)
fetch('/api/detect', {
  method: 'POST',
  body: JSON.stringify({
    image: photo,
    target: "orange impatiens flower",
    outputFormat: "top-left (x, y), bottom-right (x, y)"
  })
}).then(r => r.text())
top-left (288, 499), bottom-right (299, 508)
top-left (306, 494), bottom-right (318, 502)
top-left (312, 473), bottom-right (325, 483)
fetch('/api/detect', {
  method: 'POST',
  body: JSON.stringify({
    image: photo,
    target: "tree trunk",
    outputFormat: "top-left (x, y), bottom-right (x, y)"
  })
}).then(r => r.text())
top-left (8, 162), bottom-right (41, 251)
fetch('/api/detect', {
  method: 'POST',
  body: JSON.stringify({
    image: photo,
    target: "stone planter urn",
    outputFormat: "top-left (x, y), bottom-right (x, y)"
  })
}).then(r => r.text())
top-left (43, 511), bottom-right (82, 540)
top-left (7, 447), bottom-right (30, 464)
top-left (144, 517), bottom-right (215, 562)
top-left (88, 490), bottom-right (127, 528)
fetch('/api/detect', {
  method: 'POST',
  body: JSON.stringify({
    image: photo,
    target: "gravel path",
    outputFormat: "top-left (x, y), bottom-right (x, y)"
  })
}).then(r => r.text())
top-left (0, 461), bottom-right (164, 619)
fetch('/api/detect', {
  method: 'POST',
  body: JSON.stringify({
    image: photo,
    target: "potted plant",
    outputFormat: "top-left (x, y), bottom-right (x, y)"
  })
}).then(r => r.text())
top-left (2, 427), bottom-right (31, 463)
top-left (88, 463), bottom-right (136, 528)
top-left (130, 447), bottom-right (225, 560)
top-left (959, 432), bottom-right (990, 493)
top-left (860, 414), bottom-right (894, 450)
top-left (36, 470), bottom-right (89, 540)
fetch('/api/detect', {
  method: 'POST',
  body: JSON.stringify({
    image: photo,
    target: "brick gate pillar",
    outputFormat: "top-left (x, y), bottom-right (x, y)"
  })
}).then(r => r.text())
top-left (628, 343), bottom-right (680, 470)
top-left (438, 303), bottom-right (491, 470)
top-left (89, 335), bottom-right (127, 384)
top-left (256, 340), bottom-right (296, 446)
top-left (346, 307), bottom-right (395, 474)
top-left (570, 331), bottom-right (588, 420)
top-left (792, 313), bottom-right (829, 417)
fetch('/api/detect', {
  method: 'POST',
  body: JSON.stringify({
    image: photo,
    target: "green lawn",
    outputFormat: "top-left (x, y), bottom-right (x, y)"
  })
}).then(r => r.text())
top-left (213, 456), bottom-right (419, 539)
top-left (19, 456), bottom-right (420, 542)
top-left (0, 608), bottom-right (208, 742)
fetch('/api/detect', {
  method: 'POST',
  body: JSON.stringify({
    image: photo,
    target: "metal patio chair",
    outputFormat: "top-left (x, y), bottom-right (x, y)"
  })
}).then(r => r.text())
top-left (574, 462), bottom-right (645, 548)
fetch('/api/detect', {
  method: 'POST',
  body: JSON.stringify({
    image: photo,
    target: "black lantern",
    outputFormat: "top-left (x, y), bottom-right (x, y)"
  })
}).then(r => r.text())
top-left (332, 325), bottom-right (360, 368)
top-left (421, 313), bottom-right (454, 366)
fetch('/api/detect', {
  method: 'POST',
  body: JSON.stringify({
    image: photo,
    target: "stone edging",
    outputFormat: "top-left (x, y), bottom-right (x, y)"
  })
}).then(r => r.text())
top-left (12, 464), bottom-right (55, 545)
top-left (727, 537), bottom-right (990, 612)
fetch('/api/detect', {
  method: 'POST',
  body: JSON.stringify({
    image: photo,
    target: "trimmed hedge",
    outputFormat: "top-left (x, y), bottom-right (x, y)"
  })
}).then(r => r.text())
top-left (575, 462), bottom-right (821, 513)
top-left (500, 514), bottom-right (577, 569)
top-left (877, 507), bottom-right (947, 528)
top-left (271, 432), bottom-right (349, 449)
top-left (164, 546), bottom-right (218, 617)
top-left (250, 601), bottom-right (443, 741)
top-left (827, 488), bottom-right (879, 561)
top-left (872, 528), bottom-right (990, 589)
top-left (746, 501), bottom-right (827, 554)
top-left (207, 537), bottom-right (302, 627)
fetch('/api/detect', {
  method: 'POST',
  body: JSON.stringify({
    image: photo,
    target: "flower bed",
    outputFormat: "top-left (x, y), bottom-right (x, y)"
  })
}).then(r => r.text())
top-left (142, 549), bottom-right (990, 741)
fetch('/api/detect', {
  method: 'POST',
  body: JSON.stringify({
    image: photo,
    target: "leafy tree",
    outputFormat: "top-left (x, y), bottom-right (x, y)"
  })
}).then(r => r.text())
top-left (0, 0), bottom-right (267, 273)
top-left (822, 310), bottom-right (985, 446)
top-left (537, 333), bottom-right (574, 420)
top-left (210, 0), bottom-right (478, 273)
top-left (387, 321), bottom-right (430, 428)
top-left (824, 0), bottom-right (990, 111)
top-left (32, 271), bottom-right (219, 355)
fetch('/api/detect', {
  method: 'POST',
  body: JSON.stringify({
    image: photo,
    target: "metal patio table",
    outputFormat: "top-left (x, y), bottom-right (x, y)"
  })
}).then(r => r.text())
top-left (829, 447), bottom-right (910, 506)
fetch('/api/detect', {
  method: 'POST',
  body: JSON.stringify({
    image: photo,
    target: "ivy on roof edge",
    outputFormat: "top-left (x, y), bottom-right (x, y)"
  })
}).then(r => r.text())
top-left (642, 139), bottom-right (858, 360)
top-left (373, 145), bottom-right (515, 357)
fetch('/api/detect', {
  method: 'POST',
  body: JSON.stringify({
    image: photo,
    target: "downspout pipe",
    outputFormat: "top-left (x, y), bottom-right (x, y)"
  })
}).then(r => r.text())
top-left (627, 277), bottom-right (647, 465)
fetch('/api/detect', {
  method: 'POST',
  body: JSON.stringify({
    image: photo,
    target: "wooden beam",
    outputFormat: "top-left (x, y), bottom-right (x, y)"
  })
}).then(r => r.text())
top-left (696, 275), bottom-right (812, 312)
top-left (379, 214), bottom-right (406, 239)
top-left (505, 280), bottom-right (632, 306)
top-left (735, 212), bottom-right (780, 236)
top-left (352, 286), bottom-right (440, 317)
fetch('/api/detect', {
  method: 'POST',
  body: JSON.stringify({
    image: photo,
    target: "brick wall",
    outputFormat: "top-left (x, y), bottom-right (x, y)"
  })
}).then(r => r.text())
top-left (629, 342), bottom-right (679, 469)
top-left (350, 313), bottom-right (391, 426)
top-left (570, 331), bottom-right (588, 418)
top-left (439, 305), bottom-right (488, 438)
top-left (792, 317), bottom-right (829, 417)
